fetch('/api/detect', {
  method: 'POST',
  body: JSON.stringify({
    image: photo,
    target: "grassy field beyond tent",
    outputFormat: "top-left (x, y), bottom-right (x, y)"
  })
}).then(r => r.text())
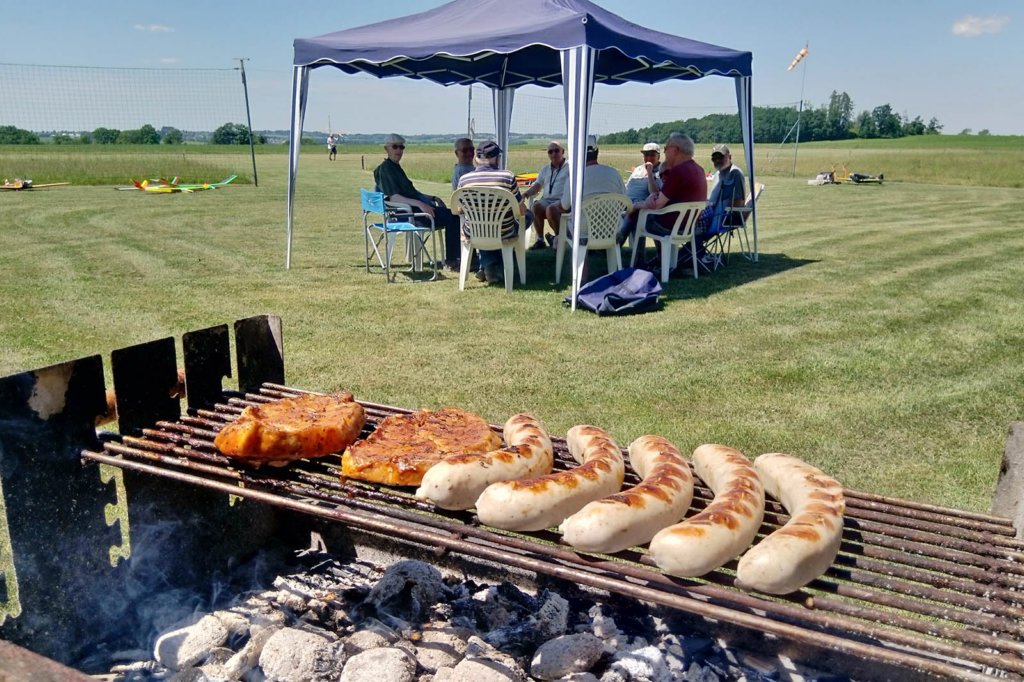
top-left (1, 139), bottom-right (1022, 514)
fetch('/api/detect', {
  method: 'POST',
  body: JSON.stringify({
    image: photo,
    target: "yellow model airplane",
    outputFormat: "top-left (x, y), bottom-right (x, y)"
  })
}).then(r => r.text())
top-left (131, 175), bottom-right (238, 193)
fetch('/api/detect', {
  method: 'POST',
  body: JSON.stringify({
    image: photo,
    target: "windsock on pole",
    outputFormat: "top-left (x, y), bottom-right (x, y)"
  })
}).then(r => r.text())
top-left (787, 46), bottom-right (809, 71)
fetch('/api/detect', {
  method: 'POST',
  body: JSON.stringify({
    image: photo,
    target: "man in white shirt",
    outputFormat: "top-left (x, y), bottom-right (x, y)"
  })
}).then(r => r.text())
top-left (624, 142), bottom-right (662, 203)
top-left (551, 135), bottom-right (626, 226)
top-left (521, 140), bottom-right (570, 250)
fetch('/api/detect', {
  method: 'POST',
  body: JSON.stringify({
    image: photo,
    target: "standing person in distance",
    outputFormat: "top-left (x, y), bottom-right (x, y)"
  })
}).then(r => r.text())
top-left (327, 133), bottom-right (339, 161)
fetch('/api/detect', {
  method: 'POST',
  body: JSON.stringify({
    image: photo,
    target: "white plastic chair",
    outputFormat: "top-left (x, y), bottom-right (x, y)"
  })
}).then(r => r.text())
top-left (555, 193), bottom-right (632, 285)
top-left (630, 201), bottom-right (706, 282)
top-left (450, 186), bottom-right (527, 293)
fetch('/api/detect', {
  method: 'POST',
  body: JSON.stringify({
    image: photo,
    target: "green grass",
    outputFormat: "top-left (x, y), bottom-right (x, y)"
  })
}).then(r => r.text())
top-left (1, 142), bottom-right (1023, 514)
top-left (0, 144), bottom-right (252, 186)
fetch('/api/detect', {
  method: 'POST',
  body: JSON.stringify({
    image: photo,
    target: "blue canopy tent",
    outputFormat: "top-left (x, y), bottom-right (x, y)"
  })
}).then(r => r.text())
top-left (287, 0), bottom-right (756, 308)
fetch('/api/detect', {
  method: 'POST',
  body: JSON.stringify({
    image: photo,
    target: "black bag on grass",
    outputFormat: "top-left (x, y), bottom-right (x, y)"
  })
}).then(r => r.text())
top-left (566, 267), bottom-right (662, 315)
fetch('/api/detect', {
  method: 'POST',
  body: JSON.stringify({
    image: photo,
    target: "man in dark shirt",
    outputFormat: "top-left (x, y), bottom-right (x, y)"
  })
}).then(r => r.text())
top-left (373, 133), bottom-right (462, 270)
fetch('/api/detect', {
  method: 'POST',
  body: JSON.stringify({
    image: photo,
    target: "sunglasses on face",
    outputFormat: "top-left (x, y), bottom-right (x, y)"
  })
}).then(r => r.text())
top-left (547, 149), bottom-right (562, 155)
top-left (390, 144), bottom-right (405, 150)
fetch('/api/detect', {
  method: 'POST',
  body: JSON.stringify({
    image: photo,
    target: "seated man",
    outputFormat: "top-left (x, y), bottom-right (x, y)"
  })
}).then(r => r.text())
top-left (373, 133), bottom-right (462, 271)
top-left (456, 141), bottom-right (530, 284)
top-left (521, 140), bottom-right (569, 250)
top-left (624, 142), bottom-right (662, 203)
top-left (451, 137), bottom-right (475, 190)
top-left (698, 143), bottom-right (746, 232)
top-left (618, 133), bottom-right (707, 263)
top-left (553, 135), bottom-right (626, 231)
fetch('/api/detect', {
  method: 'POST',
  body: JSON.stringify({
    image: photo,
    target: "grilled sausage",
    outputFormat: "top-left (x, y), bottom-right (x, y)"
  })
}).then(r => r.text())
top-left (414, 413), bottom-right (554, 510)
top-left (735, 453), bottom-right (845, 594)
top-left (648, 444), bottom-right (764, 577)
top-left (475, 424), bottom-right (625, 532)
top-left (559, 435), bottom-right (693, 553)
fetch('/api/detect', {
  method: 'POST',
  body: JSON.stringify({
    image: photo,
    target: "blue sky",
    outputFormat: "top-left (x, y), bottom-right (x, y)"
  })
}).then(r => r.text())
top-left (1, 0), bottom-right (1021, 135)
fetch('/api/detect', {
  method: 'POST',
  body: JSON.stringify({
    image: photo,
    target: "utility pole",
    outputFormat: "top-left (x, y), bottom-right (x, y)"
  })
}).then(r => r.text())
top-left (467, 85), bottom-right (473, 137)
top-left (236, 58), bottom-right (259, 187)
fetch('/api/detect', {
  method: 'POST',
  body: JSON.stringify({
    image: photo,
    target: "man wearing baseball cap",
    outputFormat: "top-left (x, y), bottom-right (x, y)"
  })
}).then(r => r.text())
top-left (699, 143), bottom-right (746, 233)
top-left (624, 142), bottom-right (663, 204)
top-left (455, 140), bottom-right (530, 284)
top-left (553, 135), bottom-right (626, 220)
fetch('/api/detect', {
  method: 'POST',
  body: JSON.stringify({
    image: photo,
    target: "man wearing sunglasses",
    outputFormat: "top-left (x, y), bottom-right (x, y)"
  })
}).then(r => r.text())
top-left (698, 143), bottom-right (746, 231)
top-left (521, 140), bottom-right (570, 251)
top-left (374, 133), bottom-right (462, 270)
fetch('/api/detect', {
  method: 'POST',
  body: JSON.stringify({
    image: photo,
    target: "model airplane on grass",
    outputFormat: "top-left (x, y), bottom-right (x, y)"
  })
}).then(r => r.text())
top-left (130, 175), bottom-right (238, 193)
top-left (1, 178), bottom-right (71, 191)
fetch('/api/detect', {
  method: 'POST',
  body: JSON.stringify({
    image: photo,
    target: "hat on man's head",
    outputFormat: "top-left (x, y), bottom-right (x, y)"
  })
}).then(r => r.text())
top-left (586, 135), bottom-right (599, 151)
top-left (711, 143), bottom-right (731, 156)
top-left (642, 142), bottom-right (661, 154)
top-left (476, 140), bottom-right (502, 159)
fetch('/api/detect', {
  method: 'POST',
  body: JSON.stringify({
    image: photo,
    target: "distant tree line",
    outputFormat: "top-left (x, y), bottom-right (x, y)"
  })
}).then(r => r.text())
top-left (0, 122), bottom-right (266, 145)
top-left (601, 91), bottom-right (945, 145)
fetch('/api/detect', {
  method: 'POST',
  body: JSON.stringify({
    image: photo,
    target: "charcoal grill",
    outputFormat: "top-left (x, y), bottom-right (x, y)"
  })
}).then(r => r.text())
top-left (2, 315), bottom-right (1023, 681)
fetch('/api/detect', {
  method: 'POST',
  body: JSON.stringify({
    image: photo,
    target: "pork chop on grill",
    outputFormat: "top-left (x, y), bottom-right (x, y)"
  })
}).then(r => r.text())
top-left (214, 392), bottom-right (367, 467)
top-left (342, 407), bottom-right (502, 486)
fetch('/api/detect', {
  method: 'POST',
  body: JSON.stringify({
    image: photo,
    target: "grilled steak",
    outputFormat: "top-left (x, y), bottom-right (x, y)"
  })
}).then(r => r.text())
top-left (342, 407), bottom-right (502, 486)
top-left (214, 392), bottom-right (366, 466)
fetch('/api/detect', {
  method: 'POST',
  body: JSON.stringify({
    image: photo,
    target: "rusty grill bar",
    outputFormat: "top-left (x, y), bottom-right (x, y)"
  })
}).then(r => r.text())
top-left (81, 383), bottom-right (1024, 681)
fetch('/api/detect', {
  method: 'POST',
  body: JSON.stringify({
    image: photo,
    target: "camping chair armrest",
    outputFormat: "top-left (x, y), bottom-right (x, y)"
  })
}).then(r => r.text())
top-left (385, 201), bottom-right (435, 228)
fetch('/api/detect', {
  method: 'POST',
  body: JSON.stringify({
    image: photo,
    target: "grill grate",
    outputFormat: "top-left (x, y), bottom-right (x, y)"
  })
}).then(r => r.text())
top-left (82, 383), bottom-right (1024, 681)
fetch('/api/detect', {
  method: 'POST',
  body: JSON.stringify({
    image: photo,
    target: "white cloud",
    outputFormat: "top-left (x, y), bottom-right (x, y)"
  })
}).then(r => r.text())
top-left (952, 15), bottom-right (1009, 37)
top-left (134, 24), bottom-right (175, 33)
top-left (159, 57), bottom-right (180, 64)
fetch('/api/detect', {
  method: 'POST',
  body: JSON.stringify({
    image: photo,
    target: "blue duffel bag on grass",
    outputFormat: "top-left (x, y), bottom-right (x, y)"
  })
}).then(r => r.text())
top-left (566, 267), bottom-right (663, 315)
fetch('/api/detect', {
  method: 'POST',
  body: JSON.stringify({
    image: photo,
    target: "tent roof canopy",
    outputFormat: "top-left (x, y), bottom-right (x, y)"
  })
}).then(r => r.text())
top-left (293, 0), bottom-right (752, 88)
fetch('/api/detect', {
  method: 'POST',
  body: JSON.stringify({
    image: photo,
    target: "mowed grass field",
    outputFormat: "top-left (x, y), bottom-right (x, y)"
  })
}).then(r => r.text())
top-left (1, 139), bottom-right (1022, 514)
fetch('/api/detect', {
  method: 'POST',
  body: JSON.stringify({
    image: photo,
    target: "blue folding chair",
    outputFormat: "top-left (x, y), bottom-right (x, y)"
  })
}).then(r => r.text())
top-left (361, 189), bottom-right (438, 282)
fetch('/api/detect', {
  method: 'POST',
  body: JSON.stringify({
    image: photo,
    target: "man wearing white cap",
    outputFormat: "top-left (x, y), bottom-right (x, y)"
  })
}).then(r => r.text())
top-left (624, 142), bottom-right (663, 204)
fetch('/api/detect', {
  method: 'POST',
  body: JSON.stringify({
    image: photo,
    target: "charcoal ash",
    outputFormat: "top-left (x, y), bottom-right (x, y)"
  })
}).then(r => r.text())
top-left (101, 551), bottom-right (832, 682)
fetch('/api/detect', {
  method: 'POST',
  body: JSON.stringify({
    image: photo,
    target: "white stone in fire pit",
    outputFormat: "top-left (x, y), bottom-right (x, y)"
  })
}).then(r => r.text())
top-left (259, 627), bottom-right (340, 681)
top-left (339, 647), bottom-right (417, 682)
top-left (154, 613), bottom-right (230, 670)
top-left (529, 632), bottom-right (606, 680)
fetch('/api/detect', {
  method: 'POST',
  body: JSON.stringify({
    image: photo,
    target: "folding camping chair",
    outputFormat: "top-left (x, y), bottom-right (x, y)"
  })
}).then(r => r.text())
top-left (361, 188), bottom-right (438, 282)
top-left (704, 182), bottom-right (763, 265)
